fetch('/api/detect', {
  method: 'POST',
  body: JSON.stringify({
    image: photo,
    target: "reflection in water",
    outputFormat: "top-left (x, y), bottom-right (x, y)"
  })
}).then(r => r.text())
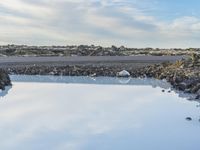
top-left (0, 75), bottom-right (199, 150)
top-left (10, 75), bottom-right (172, 88)
top-left (10, 75), bottom-right (198, 100)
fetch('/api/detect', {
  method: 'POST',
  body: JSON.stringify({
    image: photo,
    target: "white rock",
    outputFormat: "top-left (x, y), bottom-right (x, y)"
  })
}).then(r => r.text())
top-left (117, 70), bottom-right (130, 77)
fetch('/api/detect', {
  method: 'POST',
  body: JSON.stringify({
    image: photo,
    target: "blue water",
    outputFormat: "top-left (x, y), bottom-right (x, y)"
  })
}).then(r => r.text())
top-left (0, 75), bottom-right (199, 150)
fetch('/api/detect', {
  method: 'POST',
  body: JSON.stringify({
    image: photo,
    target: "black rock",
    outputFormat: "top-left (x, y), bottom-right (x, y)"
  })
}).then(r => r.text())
top-left (111, 45), bottom-right (118, 51)
top-left (185, 117), bottom-right (192, 121)
top-left (195, 95), bottom-right (200, 100)
top-left (0, 69), bottom-right (11, 90)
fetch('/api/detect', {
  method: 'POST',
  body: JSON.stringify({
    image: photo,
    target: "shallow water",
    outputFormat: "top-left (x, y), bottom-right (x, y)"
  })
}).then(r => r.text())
top-left (0, 75), bottom-right (200, 150)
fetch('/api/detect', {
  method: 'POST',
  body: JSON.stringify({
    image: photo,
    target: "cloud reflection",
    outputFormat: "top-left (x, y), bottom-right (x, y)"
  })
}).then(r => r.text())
top-left (0, 78), bottom-right (199, 149)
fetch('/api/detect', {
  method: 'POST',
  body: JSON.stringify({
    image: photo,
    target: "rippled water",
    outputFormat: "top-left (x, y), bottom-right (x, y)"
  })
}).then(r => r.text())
top-left (0, 75), bottom-right (199, 150)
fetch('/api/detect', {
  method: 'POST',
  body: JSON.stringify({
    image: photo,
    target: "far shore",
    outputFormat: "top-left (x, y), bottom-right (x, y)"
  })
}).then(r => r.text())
top-left (0, 54), bottom-right (199, 101)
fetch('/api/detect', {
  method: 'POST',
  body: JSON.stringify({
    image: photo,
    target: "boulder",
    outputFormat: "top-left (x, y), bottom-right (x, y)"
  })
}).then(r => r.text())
top-left (117, 70), bottom-right (130, 77)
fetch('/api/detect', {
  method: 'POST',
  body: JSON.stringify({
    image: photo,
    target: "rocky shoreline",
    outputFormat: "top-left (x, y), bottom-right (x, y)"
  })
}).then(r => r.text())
top-left (136, 56), bottom-right (200, 100)
top-left (2, 54), bottom-right (200, 99)
top-left (0, 69), bottom-right (11, 90)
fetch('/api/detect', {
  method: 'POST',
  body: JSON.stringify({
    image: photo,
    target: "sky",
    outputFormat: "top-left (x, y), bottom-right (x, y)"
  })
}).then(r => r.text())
top-left (0, 0), bottom-right (200, 48)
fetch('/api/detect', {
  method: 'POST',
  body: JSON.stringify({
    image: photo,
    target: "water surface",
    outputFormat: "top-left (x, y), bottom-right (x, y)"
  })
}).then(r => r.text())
top-left (0, 75), bottom-right (199, 150)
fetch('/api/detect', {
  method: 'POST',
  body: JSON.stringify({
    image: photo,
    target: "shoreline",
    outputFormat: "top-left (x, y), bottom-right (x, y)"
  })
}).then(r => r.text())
top-left (0, 55), bottom-right (199, 100)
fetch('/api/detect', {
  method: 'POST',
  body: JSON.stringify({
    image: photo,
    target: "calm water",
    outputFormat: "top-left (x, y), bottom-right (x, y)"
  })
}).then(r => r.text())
top-left (0, 75), bottom-right (199, 150)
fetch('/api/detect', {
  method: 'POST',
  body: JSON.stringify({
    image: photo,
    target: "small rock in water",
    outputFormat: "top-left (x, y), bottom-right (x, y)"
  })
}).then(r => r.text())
top-left (117, 70), bottom-right (130, 77)
top-left (90, 73), bottom-right (96, 77)
top-left (185, 117), bottom-right (192, 121)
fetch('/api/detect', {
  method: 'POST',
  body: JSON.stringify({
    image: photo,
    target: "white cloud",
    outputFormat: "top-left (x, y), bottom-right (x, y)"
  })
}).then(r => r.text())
top-left (0, 79), bottom-right (171, 149)
top-left (0, 0), bottom-right (54, 18)
top-left (0, 0), bottom-right (200, 47)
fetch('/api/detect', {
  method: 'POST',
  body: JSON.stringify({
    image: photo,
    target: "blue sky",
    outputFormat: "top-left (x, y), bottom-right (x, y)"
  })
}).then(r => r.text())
top-left (0, 0), bottom-right (200, 48)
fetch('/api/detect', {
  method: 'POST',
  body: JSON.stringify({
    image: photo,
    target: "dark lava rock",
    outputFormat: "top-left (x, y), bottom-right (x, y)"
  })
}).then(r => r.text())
top-left (177, 78), bottom-right (199, 91)
top-left (178, 82), bottom-right (188, 91)
top-left (196, 88), bottom-right (200, 95)
top-left (195, 95), bottom-right (200, 100)
top-left (185, 117), bottom-right (192, 121)
top-left (111, 45), bottom-right (118, 51)
top-left (0, 69), bottom-right (11, 90)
